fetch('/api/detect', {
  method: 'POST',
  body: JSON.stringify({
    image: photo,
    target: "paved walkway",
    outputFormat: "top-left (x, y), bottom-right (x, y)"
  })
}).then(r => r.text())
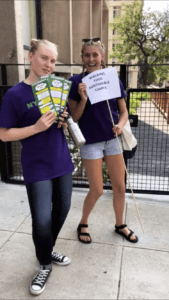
top-left (1, 181), bottom-right (169, 299)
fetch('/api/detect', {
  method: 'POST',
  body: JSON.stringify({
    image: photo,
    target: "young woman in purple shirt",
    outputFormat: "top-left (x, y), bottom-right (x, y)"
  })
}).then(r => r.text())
top-left (0, 39), bottom-right (74, 295)
top-left (68, 38), bottom-right (138, 245)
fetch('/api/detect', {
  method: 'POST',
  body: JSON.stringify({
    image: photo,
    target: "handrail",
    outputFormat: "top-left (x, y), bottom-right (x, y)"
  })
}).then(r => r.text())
top-left (151, 91), bottom-right (169, 124)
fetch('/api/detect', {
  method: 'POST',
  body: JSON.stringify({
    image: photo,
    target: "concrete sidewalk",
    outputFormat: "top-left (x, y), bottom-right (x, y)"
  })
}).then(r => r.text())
top-left (0, 181), bottom-right (169, 299)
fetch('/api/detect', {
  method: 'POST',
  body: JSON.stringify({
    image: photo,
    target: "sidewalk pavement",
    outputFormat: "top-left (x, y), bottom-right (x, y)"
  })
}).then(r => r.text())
top-left (0, 181), bottom-right (169, 299)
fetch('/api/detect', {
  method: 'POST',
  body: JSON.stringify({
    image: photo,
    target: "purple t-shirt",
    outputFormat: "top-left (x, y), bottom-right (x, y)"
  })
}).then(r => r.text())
top-left (0, 82), bottom-right (74, 184)
top-left (69, 73), bottom-right (127, 144)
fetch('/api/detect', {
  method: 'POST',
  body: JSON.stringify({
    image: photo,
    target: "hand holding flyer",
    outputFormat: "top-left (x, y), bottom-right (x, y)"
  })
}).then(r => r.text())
top-left (82, 67), bottom-right (121, 104)
top-left (32, 75), bottom-right (72, 120)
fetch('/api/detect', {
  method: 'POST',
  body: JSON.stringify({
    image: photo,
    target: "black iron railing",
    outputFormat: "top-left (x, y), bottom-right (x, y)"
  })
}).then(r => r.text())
top-left (0, 64), bottom-right (169, 194)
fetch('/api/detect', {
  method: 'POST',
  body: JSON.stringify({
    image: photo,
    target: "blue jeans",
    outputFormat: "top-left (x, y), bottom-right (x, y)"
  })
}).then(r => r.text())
top-left (26, 172), bottom-right (72, 265)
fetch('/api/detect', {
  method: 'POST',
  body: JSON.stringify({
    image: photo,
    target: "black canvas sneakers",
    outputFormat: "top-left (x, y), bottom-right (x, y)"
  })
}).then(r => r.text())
top-left (30, 266), bottom-right (51, 295)
top-left (51, 251), bottom-right (71, 266)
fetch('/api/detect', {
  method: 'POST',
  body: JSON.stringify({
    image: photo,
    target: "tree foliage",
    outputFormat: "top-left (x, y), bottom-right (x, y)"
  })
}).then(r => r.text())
top-left (109, 0), bottom-right (169, 86)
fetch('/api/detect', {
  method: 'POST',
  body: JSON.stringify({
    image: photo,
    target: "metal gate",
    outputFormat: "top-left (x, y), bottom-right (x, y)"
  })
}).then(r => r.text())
top-left (126, 88), bottom-right (169, 194)
top-left (0, 86), bottom-right (169, 194)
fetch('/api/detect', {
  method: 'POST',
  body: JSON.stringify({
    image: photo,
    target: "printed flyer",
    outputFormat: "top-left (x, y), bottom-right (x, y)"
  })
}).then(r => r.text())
top-left (32, 75), bottom-right (72, 119)
top-left (31, 79), bottom-right (57, 115)
top-left (60, 79), bottom-right (72, 114)
top-left (48, 75), bottom-right (65, 118)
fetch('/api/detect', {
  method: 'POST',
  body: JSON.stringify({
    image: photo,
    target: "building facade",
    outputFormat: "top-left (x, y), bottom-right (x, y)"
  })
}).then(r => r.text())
top-left (0, 0), bottom-right (109, 177)
top-left (0, 0), bottom-right (109, 85)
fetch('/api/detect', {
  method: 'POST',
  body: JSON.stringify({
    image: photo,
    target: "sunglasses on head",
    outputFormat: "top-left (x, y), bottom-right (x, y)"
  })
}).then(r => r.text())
top-left (82, 38), bottom-right (101, 43)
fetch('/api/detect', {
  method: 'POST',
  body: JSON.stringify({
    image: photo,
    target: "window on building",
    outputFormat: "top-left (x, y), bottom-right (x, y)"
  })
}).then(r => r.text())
top-left (112, 29), bottom-right (116, 35)
top-left (112, 43), bottom-right (115, 49)
top-left (113, 6), bottom-right (121, 18)
top-left (21, 0), bottom-right (37, 46)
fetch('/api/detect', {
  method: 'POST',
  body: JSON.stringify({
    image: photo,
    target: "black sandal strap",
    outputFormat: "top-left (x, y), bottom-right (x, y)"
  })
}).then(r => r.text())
top-left (79, 232), bottom-right (90, 237)
top-left (127, 230), bottom-right (134, 239)
top-left (77, 224), bottom-right (92, 244)
top-left (78, 224), bottom-right (88, 230)
top-left (115, 224), bottom-right (127, 230)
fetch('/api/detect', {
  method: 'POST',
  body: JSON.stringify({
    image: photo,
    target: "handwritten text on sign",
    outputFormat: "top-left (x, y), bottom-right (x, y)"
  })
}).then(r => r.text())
top-left (82, 67), bottom-right (121, 105)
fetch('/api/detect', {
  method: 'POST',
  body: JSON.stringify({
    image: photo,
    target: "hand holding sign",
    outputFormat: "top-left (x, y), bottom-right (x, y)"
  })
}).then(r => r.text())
top-left (78, 83), bottom-right (88, 102)
top-left (82, 67), bottom-right (121, 104)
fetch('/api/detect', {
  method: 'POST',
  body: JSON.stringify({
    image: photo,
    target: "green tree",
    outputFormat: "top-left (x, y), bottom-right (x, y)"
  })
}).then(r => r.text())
top-left (153, 65), bottom-right (169, 86)
top-left (109, 0), bottom-right (169, 87)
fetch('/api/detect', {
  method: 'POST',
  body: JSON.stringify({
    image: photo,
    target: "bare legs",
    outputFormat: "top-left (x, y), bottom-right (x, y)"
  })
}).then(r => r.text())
top-left (79, 154), bottom-right (136, 242)
top-left (80, 158), bottom-right (103, 221)
top-left (79, 158), bottom-right (103, 242)
top-left (104, 154), bottom-right (125, 227)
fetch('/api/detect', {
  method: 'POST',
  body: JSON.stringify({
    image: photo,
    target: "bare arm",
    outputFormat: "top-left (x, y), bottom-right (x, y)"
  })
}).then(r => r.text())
top-left (112, 98), bottom-right (128, 137)
top-left (68, 98), bottom-right (87, 122)
top-left (0, 111), bottom-right (56, 142)
top-left (68, 83), bottom-right (87, 122)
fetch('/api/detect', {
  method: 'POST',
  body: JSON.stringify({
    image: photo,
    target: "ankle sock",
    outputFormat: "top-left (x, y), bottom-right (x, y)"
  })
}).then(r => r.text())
top-left (42, 263), bottom-right (52, 271)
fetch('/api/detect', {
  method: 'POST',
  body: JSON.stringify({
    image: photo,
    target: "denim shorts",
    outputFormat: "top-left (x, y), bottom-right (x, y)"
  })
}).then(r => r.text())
top-left (80, 137), bottom-right (122, 160)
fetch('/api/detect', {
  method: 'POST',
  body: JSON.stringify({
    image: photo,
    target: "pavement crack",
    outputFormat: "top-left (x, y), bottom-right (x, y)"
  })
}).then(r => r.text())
top-left (0, 231), bottom-right (15, 250)
top-left (0, 214), bottom-right (30, 250)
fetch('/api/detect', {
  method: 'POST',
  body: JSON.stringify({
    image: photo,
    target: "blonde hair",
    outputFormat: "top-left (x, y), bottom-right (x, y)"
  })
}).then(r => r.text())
top-left (29, 38), bottom-right (58, 58)
top-left (81, 40), bottom-right (105, 56)
top-left (81, 40), bottom-right (106, 76)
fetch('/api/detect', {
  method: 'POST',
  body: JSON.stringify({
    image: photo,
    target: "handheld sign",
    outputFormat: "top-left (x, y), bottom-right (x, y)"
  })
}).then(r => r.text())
top-left (82, 67), bottom-right (121, 104)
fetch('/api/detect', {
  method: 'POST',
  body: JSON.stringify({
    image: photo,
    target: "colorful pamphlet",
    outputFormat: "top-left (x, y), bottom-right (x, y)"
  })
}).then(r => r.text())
top-left (47, 75), bottom-right (65, 118)
top-left (32, 75), bottom-right (72, 119)
top-left (60, 79), bottom-right (72, 114)
top-left (31, 79), bottom-right (57, 115)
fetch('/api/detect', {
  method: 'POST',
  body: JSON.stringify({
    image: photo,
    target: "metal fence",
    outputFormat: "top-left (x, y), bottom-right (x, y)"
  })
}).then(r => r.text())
top-left (0, 64), bottom-right (169, 194)
top-left (126, 89), bottom-right (169, 194)
top-left (151, 91), bottom-right (169, 124)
